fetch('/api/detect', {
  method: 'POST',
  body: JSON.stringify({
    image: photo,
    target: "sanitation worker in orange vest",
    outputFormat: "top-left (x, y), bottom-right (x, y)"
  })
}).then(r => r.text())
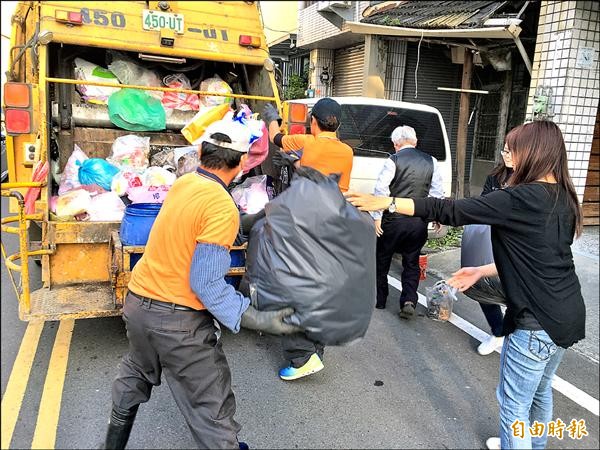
top-left (105, 119), bottom-right (300, 450)
top-left (263, 97), bottom-right (353, 192)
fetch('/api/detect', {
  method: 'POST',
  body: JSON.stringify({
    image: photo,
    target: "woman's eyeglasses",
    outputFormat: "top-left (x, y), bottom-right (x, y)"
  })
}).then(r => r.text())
top-left (500, 149), bottom-right (512, 156)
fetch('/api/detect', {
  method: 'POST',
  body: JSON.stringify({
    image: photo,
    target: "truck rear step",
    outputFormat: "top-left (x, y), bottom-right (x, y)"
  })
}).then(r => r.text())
top-left (24, 283), bottom-right (119, 322)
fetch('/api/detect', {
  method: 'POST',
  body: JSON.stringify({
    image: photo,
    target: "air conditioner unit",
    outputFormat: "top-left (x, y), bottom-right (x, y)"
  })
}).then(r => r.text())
top-left (317, 1), bottom-right (352, 13)
top-left (317, 1), bottom-right (353, 28)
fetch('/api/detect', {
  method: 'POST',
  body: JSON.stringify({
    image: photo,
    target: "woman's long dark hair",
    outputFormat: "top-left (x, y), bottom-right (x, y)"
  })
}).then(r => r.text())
top-left (489, 159), bottom-right (512, 187)
top-left (505, 120), bottom-right (583, 237)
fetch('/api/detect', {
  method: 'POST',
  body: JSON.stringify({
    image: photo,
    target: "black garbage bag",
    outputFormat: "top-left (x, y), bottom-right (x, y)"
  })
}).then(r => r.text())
top-left (460, 224), bottom-right (506, 306)
top-left (245, 167), bottom-right (376, 345)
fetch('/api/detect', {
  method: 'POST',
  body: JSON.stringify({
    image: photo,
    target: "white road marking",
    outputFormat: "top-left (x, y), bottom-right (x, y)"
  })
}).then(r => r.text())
top-left (388, 275), bottom-right (600, 417)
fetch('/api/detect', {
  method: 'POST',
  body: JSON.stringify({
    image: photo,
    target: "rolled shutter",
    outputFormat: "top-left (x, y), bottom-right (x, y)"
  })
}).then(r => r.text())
top-left (333, 43), bottom-right (365, 97)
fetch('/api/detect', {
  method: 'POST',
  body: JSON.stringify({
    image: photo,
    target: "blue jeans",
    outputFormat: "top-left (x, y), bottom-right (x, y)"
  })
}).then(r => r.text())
top-left (497, 329), bottom-right (566, 449)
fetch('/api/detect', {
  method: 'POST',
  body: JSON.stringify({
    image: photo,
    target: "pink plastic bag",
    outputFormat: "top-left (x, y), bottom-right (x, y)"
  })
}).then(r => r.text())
top-left (127, 185), bottom-right (170, 203)
top-left (59, 145), bottom-right (88, 195)
top-left (25, 161), bottom-right (49, 214)
top-left (243, 122), bottom-right (269, 174)
top-left (162, 74), bottom-right (200, 111)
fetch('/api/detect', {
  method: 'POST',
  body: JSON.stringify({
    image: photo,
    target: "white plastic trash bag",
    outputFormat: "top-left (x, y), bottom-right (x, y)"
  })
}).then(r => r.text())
top-left (199, 74), bottom-right (233, 108)
top-left (74, 58), bottom-right (120, 104)
top-left (55, 189), bottom-right (92, 217)
top-left (59, 145), bottom-right (88, 195)
top-left (87, 192), bottom-right (125, 221)
top-left (111, 171), bottom-right (143, 196)
top-left (108, 135), bottom-right (150, 173)
top-left (231, 175), bottom-right (270, 214)
top-left (107, 51), bottom-right (162, 100)
top-left (143, 166), bottom-right (177, 187)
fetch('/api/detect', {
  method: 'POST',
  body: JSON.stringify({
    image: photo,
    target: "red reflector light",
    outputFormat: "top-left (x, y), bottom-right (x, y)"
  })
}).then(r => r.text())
top-left (289, 103), bottom-right (308, 123)
top-left (239, 34), bottom-right (261, 48)
top-left (289, 124), bottom-right (306, 135)
top-left (4, 82), bottom-right (31, 108)
top-left (68, 11), bottom-right (83, 24)
top-left (55, 10), bottom-right (82, 25)
top-left (5, 109), bottom-right (32, 134)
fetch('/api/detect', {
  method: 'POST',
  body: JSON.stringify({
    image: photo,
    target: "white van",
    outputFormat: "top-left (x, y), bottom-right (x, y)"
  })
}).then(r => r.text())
top-left (281, 97), bottom-right (453, 235)
top-left (282, 97), bottom-right (452, 195)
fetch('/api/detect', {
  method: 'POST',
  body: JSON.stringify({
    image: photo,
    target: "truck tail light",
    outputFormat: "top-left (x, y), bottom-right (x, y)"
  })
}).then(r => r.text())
top-left (5, 109), bottom-right (32, 134)
top-left (55, 10), bottom-right (83, 25)
top-left (3, 82), bottom-right (33, 135)
top-left (4, 82), bottom-right (31, 108)
top-left (289, 124), bottom-right (306, 135)
top-left (239, 35), bottom-right (261, 48)
top-left (289, 103), bottom-right (308, 123)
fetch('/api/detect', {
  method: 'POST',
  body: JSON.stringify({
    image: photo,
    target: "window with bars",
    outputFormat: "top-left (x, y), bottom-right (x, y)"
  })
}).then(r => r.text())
top-left (473, 91), bottom-right (502, 161)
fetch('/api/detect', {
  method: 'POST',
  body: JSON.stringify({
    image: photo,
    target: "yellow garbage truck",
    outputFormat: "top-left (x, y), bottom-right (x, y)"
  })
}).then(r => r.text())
top-left (1, 1), bottom-right (281, 321)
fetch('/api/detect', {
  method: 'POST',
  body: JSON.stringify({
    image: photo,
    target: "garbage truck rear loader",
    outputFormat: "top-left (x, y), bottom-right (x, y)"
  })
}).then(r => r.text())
top-left (1, 1), bottom-right (281, 321)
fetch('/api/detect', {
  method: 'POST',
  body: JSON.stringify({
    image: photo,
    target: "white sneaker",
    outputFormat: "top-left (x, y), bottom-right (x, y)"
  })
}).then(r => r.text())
top-left (486, 437), bottom-right (501, 449)
top-left (477, 335), bottom-right (504, 356)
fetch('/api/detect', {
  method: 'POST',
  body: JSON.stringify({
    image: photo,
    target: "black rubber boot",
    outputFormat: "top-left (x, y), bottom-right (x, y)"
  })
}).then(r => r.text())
top-left (104, 405), bottom-right (138, 449)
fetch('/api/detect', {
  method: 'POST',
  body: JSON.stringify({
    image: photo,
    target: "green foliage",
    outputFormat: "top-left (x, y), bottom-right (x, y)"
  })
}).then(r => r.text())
top-left (284, 73), bottom-right (309, 101)
top-left (425, 226), bottom-right (463, 251)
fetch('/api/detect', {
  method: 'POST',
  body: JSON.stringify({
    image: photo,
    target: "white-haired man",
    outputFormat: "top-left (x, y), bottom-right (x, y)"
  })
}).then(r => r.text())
top-left (371, 125), bottom-right (444, 318)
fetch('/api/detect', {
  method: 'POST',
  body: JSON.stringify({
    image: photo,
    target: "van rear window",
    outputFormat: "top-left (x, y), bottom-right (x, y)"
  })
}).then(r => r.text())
top-left (338, 105), bottom-right (446, 161)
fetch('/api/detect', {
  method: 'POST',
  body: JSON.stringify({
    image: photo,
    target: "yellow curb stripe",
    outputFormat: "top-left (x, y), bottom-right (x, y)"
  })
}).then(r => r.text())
top-left (1, 321), bottom-right (45, 450)
top-left (31, 320), bottom-right (75, 450)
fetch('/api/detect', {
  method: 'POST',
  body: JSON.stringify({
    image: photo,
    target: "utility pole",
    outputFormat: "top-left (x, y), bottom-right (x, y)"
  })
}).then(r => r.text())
top-left (455, 48), bottom-right (473, 199)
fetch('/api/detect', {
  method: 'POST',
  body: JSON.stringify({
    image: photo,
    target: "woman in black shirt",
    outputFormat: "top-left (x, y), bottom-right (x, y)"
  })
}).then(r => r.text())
top-left (345, 120), bottom-right (585, 450)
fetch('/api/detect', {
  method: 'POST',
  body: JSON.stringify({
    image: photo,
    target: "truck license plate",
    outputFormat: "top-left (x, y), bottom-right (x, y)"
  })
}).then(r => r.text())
top-left (142, 10), bottom-right (184, 34)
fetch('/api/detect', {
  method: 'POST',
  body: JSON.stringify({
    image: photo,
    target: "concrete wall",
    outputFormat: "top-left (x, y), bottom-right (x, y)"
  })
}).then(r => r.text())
top-left (527, 0), bottom-right (600, 202)
top-left (297, 1), bottom-right (370, 48)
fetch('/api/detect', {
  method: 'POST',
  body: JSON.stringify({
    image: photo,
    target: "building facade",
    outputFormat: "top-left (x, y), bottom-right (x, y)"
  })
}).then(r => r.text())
top-left (287, 1), bottom-right (598, 223)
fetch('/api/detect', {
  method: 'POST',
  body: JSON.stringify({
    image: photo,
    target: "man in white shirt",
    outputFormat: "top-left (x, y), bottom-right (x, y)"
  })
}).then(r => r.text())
top-left (371, 125), bottom-right (444, 319)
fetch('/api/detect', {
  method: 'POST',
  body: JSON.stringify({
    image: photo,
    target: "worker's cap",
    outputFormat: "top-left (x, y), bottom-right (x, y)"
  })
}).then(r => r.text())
top-left (311, 98), bottom-right (341, 122)
top-left (198, 119), bottom-right (252, 153)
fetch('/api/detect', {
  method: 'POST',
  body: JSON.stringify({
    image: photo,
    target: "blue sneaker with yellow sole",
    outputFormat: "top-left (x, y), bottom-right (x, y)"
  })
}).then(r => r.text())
top-left (278, 353), bottom-right (324, 381)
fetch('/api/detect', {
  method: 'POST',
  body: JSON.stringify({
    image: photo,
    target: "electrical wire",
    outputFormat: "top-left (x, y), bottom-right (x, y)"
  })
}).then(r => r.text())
top-left (414, 30), bottom-right (424, 99)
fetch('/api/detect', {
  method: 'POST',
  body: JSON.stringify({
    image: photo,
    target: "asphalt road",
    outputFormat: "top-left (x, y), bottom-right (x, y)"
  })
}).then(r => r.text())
top-left (1, 196), bottom-right (598, 449)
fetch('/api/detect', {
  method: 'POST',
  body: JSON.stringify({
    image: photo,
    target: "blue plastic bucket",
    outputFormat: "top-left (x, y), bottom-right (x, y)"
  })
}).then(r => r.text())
top-left (120, 203), bottom-right (162, 269)
top-left (225, 249), bottom-right (246, 289)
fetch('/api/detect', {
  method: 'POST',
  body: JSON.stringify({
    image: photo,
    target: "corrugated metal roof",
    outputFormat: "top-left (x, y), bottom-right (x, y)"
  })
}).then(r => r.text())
top-left (362, 1), bottom-right (509, 29)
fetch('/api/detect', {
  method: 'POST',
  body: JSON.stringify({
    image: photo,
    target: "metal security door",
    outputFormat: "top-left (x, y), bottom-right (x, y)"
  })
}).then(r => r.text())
top-left (333, 43), bottom-right (365, 97)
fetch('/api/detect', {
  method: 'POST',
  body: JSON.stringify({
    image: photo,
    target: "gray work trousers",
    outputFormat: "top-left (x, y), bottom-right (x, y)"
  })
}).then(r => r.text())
top-left (281, 332), bottom-right (325, 368)
top-left (111, 292), bottom-right (241, 449)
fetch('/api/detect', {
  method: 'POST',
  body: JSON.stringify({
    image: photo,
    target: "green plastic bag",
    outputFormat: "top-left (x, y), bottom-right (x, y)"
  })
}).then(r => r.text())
top-left (108, 89), bottom-right (166, 131)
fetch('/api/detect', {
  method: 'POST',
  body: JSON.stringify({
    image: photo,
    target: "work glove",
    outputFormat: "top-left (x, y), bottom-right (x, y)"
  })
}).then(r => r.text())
top-left (261, 103), bottom-right (282, 126)
top-left (241, 305), bottom-right (302, 335)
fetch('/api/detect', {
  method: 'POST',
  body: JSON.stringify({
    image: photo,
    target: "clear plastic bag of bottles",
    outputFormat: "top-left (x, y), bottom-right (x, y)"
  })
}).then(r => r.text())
top-left (425, 280), bottom-right (458, 321)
